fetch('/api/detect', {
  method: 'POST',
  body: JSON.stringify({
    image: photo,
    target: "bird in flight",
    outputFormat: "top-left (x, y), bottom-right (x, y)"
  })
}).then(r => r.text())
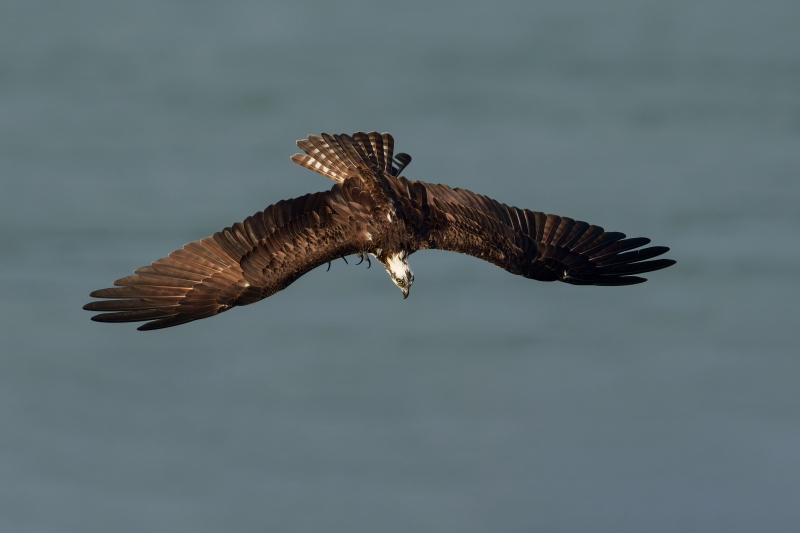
top-left (84, 131), bottom-right (675, 330)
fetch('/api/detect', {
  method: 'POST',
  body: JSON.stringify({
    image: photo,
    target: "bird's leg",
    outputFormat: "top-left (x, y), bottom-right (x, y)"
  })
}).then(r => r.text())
top-left (355, 252), bottom-right (371, 267)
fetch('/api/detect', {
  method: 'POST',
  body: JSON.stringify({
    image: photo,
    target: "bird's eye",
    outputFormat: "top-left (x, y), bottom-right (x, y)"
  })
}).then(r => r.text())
top-left (396, 279), bottom-right (405, 287)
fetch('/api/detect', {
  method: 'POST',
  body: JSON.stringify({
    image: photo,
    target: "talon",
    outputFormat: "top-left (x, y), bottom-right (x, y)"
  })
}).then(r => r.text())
top-left (326, 261), bottom-right (331, 272)
top-left (342, 256), bottom-right (349, 265)
top-left (356, 255), bottom-right (364, 265)
top-left (366, 255), bottom-right (371, 268)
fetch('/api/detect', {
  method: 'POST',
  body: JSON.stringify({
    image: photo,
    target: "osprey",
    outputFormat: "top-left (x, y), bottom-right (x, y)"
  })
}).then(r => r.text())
top-left (84, 131), bottom-right (675, 330)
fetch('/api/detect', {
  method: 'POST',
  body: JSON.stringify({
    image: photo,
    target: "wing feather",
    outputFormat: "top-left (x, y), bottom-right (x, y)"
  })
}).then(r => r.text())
top-left (414, 180), bottom-right (674, 286)
top-left (84, 179), bottom-right (377, 330)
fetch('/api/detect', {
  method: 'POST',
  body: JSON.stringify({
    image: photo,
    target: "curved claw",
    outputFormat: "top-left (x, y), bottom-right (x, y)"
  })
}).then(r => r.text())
top-left (326, 261), bottom-right (331, 272)
top-left (356, 255), bottom-right (364, 265)
top-left (342, 256), bottom-right (349, 265)
top-left (366, 255), bottom-right (371, 268)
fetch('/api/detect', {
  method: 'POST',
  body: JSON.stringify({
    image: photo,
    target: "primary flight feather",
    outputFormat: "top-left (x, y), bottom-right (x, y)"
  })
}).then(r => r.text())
top-left (84, 131), bottom-right (675, 330)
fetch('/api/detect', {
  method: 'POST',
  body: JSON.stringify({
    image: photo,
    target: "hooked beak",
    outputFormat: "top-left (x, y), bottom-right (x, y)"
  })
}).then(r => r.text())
top-left (402, 288), bottom-right (409, 299)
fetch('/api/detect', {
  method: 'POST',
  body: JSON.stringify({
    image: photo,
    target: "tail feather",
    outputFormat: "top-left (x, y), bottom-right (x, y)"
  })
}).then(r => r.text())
top-left (366, 132), bottom-right (386, 173)
top-left (391, 153), bottom-right (412, 176)
top-left (291, 131), bottom-right (405, 182)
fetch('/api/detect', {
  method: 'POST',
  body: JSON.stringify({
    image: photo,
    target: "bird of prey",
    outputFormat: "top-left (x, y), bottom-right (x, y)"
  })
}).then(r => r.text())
top-left (84, 131), bottom-right (675, 330)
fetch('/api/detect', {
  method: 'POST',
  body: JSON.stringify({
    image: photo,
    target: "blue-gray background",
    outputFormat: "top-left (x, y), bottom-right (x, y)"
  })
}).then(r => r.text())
top-left (2, 1), bottom-right (799, 531)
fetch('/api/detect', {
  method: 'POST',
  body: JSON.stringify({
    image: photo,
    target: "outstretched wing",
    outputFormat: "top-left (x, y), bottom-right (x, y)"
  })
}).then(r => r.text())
top-left (84, 178), bottom-right (378, 330)
top-left (415, 181), bottom-right (675, 285)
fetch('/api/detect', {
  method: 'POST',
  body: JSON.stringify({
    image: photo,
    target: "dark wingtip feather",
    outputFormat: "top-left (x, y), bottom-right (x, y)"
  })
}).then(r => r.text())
top-left (593, 276), bottom-right (648, 286)
top-left (90, 313), bottom-right (139, 323)
top-left (558, 234), bottom-right (674, 286)
top-left (598, 258), bottom-right (676, 276)
top-left (136, 316), bottom-right (195, 331)
top-left (89, 308), bottom-right (179, 323)
top-left (137, 322), bottom-right (165, 331)
top-left (83, 299), bottom-right (178, 311)
top-left (594, 246), bottom-right (671, 267)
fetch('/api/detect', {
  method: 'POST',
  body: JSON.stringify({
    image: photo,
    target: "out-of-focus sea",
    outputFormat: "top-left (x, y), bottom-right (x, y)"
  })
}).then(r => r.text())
top-left (1, 0), bottom-right (798, 531)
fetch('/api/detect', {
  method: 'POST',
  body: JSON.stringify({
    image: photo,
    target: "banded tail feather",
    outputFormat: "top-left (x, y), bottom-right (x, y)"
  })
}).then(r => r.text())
top-left (391, 153), bottom-right (412, 176)
top-left (291, 131), bottom-right (402, 182)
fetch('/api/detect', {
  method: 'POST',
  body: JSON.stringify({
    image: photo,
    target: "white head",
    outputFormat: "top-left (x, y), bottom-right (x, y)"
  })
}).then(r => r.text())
top-left (380, 250), bottom-right (414, 298)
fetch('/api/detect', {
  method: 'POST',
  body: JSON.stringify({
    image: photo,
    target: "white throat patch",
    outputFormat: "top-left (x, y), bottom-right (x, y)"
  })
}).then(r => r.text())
top-left (385, 251), bottom-right (408, 278)
top-left (384, 251), bottom-right (413, 283)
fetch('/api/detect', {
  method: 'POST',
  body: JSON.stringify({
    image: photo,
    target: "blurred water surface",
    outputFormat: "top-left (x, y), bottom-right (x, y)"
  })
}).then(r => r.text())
top-left (1, 0), bottom-right (799, 531)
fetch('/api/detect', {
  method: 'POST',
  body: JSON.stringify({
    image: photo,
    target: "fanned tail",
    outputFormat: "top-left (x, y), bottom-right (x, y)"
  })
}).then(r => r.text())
top-left (291, 131), bottom-right (412, 182)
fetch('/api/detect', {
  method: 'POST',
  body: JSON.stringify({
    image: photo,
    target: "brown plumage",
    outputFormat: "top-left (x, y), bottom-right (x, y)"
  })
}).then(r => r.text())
top-left (84, 131), bottom-right (676, 330)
